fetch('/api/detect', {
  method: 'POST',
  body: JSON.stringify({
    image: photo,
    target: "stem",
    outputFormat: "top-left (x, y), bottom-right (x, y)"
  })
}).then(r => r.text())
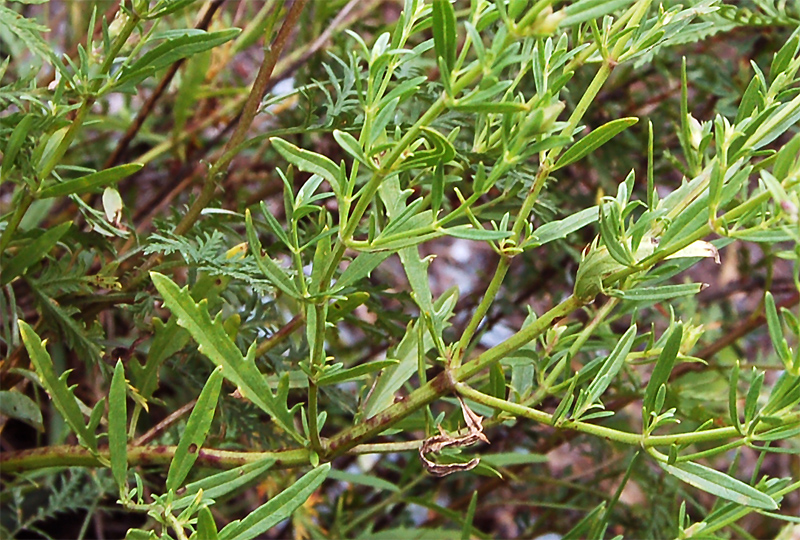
top-left (326, 294), bottom-right (583, 456)
top-left (0, 444), bottom-right (311, 473)
top-left (455, 383), bottom-right (741, 448)
top-left (126, 0), bottom-right (310, 288)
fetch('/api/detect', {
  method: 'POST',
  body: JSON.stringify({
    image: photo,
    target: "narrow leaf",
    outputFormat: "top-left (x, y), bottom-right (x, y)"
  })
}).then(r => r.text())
top-left (1, 221), bottom-right (72, 286)
top-left (173, 458), bottom-right (275, 510)
top-left (432, 0), bottom-right (457, 71)
top-left (219, 464), bottom-right (330, 540)
top-left (108, 359), bottom-right (128, 491)
top-left (271, 137), bottom-right (342, 197)
top-left (0, 390), bottom-right (43, 431)
top-left (245, 209), bottom-right (302, 299)
top-left (167, 366), bottom-right (224, 491)
top-left (554, 118), bottom-right (638, 170)
top-left (150, 272), bottom-right (298, 439)
top-left (659, 460), bottom-right (777, 510)
top-left (37, 163), bottom-right (143, 198)
top-left (643, 323), bottom-right (682, 416)
top-left (18, 320), bottom-right (97, 451)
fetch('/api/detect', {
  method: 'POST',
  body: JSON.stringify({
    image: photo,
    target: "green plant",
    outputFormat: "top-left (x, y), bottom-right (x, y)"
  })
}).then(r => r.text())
top-left (2, 0), bottom-right (800, 538)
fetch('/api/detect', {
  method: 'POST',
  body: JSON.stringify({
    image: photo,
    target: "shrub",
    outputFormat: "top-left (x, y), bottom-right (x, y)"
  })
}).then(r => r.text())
top-left (1, 0), bottom-right (800, 538)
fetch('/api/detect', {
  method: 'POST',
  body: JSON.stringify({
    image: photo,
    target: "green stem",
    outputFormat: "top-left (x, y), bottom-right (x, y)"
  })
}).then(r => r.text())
top-left (455, 383), bottom-right (741, 448)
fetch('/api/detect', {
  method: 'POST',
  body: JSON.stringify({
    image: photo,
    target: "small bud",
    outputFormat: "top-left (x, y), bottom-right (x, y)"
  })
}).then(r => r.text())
top-left (530, 7), bottom-right (566, 36)
top-left (687, 114), bottom-right (703, 150)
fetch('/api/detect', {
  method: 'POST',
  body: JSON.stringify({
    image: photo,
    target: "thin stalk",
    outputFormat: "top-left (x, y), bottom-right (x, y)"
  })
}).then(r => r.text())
top-left (126, 0), bottom-right (310, 288)
top-left (455, 383), bottom-right (741, 448)
top-left (326, 294), bottom-right (583, 457)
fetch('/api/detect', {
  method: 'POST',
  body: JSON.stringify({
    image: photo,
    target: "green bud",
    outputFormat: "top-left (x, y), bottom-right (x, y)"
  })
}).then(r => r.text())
top-left (574, 236), bottom-right (657, 301)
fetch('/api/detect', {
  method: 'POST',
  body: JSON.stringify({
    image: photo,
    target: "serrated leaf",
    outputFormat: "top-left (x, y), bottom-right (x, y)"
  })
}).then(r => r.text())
top-left (219, 464), bottom-right (330, 540)
top-left (18, 320), bottom-right (97, 451)
top-left (554, 118), bottom-right (639, 170)
top-left (150, 272), bottom-right (300, 441)
top-left (37, 163), bottom-right (143, 199)
top-left (659, 460), bottom-right (777, 510)
top-left (1, 221), bottom-right (72, 286)
top-left (108, 359), bottom-right (128, 491)
top-left (167, 367), bottom-right (224, 491)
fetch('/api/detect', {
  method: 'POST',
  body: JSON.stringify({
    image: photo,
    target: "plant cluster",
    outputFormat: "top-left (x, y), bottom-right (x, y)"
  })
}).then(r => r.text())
top-left (1, 0), bottom-right (800, 538)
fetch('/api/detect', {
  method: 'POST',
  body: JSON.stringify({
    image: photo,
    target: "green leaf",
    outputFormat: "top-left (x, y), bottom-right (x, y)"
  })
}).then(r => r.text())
top-left (530, 204), bottom-right (604, 247)
top-left (328, 469), bottom-right (399, 492)
top-left (765, 292), bottom-right (793, 371)
top-left (1, 221), bottom-right (72, 286)
top-left (271, 137), bottom-right (343, 197)
top-left (120, 29), bottom-right (241, 86)
top-left (334, 252), bottom-right (390, 292)
top-left (125, 529), bottom-right (158, 540)
top-left (643, 323), bottom-right (681, 417)
top-left (773, 132), bottom-right (800, 180)
top-left (432, 0), bottom-right (457, 71)
top-left (575, 325), bottom-right (637, 418)
top-left (480, 452), bottom-right (549, 467)
top-left (442, 225), bottom-right (511, 241)
top-left (0, 390), bottom-right (43, 431)
top-left (1, 113), bottom-right (36, 179)
top-left (167, 366), bottom-right (224, 491)
top-left (560, 0), bottom-right (636, 26)
top-left (18, 320), bottom-right (97, 451)
top-left (195, 506), bottom-right (219, 540)
top-left (108, 359), bottom-right (128, 491)
top-left (318, 359), bottom-right (399, 386)
top-left (173, 458), bottom-right (276, 510)
top-left (333, 129), bottom-right (374, 170)
top-left (37, 163), bottom-right (143, 198)
top-left (461, 491), bottom-right (478, 540)
top-left (554, 118), bottom-right (639, 170)
top-left (245, 209), bottom-right (302, 299)
top-left (219, 464), bottom-right (330, 540)
top-left (150, 272), bottom-right (300, 440)
top-left (612, 283), bottom-right (705, 303)
top-left (659, 460), bottom-right (778, 510)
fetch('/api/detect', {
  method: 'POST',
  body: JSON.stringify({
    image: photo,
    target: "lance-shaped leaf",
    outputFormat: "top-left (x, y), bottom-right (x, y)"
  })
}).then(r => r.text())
top-left (432, 0), bottom-right (457, 71)
top-left (271, 137), bottom-right (343, 197)
top-left (218, 464), bottom-right (330, 540)
top-left (37, 163), bottom-right (143, 199)
top-left (659, 460), bottom-right (777, 510)
top-left (150, 272), bottom-right (301, 442)
top-left (554, 117), bottom-right (638, 171)
top-left (18, 320), bottom-right (97, 451)
top-left (173, 458), bottom-right (276, 510)
top-left (167, 367), bottom-right (224, 491)
top-left (574, 325), bottom-right (637, 418)
top-left (245, 209), bottom-right (302, 299)
top-left (643, 323), bottom-right (682, 418)
top-left (1, 221), bottom-right (72, 286)
top-left (108, 359), bottom-right (128, 491)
